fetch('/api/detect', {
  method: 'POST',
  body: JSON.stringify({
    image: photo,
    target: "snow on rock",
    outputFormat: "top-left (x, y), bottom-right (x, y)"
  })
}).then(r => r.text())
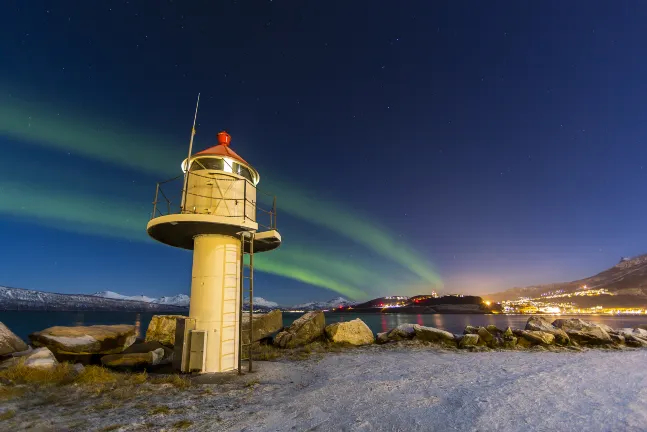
top-left (0, 347), bottom-right (58, 370)
top-left (29, 325), bottom-right (137, 355)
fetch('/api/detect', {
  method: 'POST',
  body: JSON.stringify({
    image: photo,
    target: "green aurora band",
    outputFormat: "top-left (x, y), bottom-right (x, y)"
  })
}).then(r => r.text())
top-left (0, 181), bottom-right (368, 299)
top-left (0, 91), bottom-right (442, 295)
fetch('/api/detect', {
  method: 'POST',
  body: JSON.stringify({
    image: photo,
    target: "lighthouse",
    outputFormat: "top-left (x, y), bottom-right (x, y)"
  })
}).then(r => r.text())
top-left (147, 115), bottom-right (281, 373)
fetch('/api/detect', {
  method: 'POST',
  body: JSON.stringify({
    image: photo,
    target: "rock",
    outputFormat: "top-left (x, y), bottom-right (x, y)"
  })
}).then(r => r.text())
top-left (520, 330), bottom-right (555, 345)
top-left (632, 328), bottom-right (647, 338)
top-left (625, 334), bottom-right (647, 348)
top-left (463, 326), bottom-right (479, 335)
top-left (29, 325), bottom-right (137, 355)
top-left (72, 363), bottom-right (85, 376)
top-left (242, 310), bottom-right (283, 345)
top-left (274, 311), bottom-right (325, 348)
top-left (502, 336), bottom-right (517, 349)
top-left (24, 348), bottom-right (58, 369)
top-left (325, 319), bottom-right (374, 345)
top-left (552, 319), bottom-right (612, 345)
top-left (503, 327), bottom-right (514, 338)
top-left (0, 347), bottom-right (58, 370)
top-left (101, 348), bottom-right (165, 368)
top-left (486, 325), bottom-right (503, 335)
top-left (459, 334), bottom-right (479, 348)
top-left (413, 325), bottom-right (456, 347)
top-left (145, 315), bottom-right (188, 347)
top-left (386, 324), bottom-right (417, 341)
top-left (516, 337), bottom-right (533, 348)
top-left (525, 316), bottom-right (570, 345)
top-left (0, 322), bottom-right (29, 356)
top-left (123, 341), bottom-right (173, 365)
top-left (477, 327), bottom-right (494, 344)
top-left (610, 334), bottom-right (625, 345)
top-left (376, 332), bottom-right (389, 344)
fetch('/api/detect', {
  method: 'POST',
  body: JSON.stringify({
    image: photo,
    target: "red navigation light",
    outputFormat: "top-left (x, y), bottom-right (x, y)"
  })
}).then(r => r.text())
top-left (217, 131), bottom-right (231, 146)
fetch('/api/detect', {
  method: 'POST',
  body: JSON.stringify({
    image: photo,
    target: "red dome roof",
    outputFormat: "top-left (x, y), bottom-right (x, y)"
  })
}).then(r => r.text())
top-left (192, 131), bottom-right (251, 166)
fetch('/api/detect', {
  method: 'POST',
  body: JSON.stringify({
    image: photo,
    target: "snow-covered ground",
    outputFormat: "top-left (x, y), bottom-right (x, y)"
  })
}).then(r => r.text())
top-left (228, 347), bottom-right (647, 432)
top-left (5, 347), bottom-right (647, 431)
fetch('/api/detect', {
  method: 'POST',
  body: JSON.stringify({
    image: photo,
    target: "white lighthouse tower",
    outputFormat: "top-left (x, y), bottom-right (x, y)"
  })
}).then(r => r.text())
top-left (147, 108), bottom-right (281, 373)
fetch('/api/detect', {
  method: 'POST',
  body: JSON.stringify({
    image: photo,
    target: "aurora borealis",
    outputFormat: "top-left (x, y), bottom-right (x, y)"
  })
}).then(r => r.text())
top-left (0, 86), bottom-right (438, 300)
top-left (3, 2), bottom-right (647, 303)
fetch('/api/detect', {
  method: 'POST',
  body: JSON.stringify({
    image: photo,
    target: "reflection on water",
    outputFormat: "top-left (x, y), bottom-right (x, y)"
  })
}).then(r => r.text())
top-left (285, 312), bottom-right (647, 335)
top-left (6, 311), bottom-right (647, 342)
top-left (134, 313), bottom-right (142, 338)
top-left (74, 312), bottom-right (84, 327)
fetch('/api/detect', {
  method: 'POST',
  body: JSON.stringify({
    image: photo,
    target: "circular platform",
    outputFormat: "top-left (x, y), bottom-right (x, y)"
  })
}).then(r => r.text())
top-left (147, 214), bottom-right (281, 252)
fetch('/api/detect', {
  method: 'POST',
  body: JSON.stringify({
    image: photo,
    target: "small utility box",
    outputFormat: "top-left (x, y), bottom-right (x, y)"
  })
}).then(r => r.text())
top-left (188, 330), bottom-right (208, 373)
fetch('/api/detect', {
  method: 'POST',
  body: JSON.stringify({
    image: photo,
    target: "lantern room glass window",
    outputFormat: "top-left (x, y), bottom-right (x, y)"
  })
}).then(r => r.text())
top-left (189, 157), bottom-right (254, 182)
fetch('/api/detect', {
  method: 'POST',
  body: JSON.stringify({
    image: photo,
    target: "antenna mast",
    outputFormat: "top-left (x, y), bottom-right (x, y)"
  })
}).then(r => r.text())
top-left (187, 92), bottom-right (201, 165)
top-left (181, 93), bottom-right (200, 211)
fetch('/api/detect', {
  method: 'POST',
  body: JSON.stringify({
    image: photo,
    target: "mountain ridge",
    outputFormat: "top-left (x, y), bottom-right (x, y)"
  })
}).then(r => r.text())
top-left (0, 285), bottom-right (355, 312)
top-left (487, 254), bottom-right (647, 302)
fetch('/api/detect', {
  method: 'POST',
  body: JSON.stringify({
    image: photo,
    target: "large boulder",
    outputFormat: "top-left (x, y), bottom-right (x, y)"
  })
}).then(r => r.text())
top-left (0, 322), bottom-right (29, 356)
top-left (242, 310), bottom-right (283, 345)
top-left (525, 316), bottom-right (570, 345)
top-left (29, 325), bottom-right (137, 355)
top-left (625, 334), bottom-right (647, 348)
top-left (413, 325), bottom-right (456, 346)
top-left (0, 347), bottom-right (58, 370)
top-left (477, 327), bottom-right (494, 344)
top-left (145, 315), bottom-right (188, 347)
top-left (459, 334), bottom-right (479, 348)
top-left (325, 319), bottom-right (374, 345)
top-left (552, 318), bottom-right (612, 345)
top-left (520, 330), bottom-right (555, 346)
top-left (274, 311), bottom-right (325, 348)
top-left (385, 324), bottom-right (417, 341)
top-left (101, 348), bottom-right (165, 368)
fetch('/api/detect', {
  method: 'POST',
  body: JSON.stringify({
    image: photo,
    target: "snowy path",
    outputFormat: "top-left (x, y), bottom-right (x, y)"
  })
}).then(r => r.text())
top-left (226, 348), bottom-right (647, 432)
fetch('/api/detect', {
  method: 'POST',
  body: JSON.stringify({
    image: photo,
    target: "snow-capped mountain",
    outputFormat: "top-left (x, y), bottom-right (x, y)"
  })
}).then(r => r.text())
top-left (1, 285), bottom-right (359, 312)
top-left (92, 291), bottom-right (190, 307)
top-left (244, 297), bottom-right (279, 308)
top-left (291, 297), bottom-right (357, 311)
top-left (156, 294), bottom-right (191, 307)
top-left (0, 286), bottom-right (187, 312)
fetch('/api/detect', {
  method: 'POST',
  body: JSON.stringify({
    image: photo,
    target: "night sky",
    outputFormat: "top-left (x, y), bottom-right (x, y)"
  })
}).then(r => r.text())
top-left (1, 1), bottom-right (646, 304)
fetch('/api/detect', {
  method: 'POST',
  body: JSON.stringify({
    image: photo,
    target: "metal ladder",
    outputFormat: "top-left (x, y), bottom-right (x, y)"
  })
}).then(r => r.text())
top-left (238, 231), bottom-right (254, 374)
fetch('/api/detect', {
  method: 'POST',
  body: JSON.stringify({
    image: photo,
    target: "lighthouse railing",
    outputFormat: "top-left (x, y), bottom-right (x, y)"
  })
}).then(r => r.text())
top-left (150, 172), bottom-right (277, 231)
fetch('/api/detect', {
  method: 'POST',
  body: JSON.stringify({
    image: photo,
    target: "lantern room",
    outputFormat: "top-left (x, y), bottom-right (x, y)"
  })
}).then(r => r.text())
top-left (180, 132), bottom-right (259, 225)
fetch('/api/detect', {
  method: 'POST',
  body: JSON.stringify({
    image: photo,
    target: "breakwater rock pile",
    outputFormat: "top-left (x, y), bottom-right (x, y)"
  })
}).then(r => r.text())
top-left (3, 313), bottom-right (647, 375)
top-left (375, 316), bottom-right (647, 351)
